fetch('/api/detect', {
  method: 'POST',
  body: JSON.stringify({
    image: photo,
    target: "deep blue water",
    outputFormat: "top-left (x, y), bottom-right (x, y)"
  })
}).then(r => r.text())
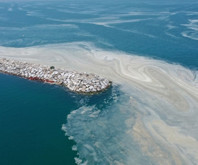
top-left (0, 0), bottom-right (198, 164)
top-left (0, 73), bottom-right (116, 165)
top-left (0, 74), bottom-right (78, 165)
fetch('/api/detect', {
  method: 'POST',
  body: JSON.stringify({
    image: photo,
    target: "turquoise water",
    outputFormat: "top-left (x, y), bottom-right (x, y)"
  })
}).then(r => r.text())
top-left (0, 0), bottom-right (198, 164)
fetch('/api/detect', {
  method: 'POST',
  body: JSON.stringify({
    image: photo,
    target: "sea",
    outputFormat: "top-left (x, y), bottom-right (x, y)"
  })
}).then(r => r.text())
top-left (0, 0), bottom-right (198, 165)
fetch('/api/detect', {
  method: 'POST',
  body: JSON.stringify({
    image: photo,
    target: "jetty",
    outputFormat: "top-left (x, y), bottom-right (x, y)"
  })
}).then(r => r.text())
top-left (0, 58), bottom-right (111, 94)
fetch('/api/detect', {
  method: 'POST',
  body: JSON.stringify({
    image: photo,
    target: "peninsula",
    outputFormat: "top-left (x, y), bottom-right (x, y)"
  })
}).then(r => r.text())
top-left (0, 58), bottom-right (111, 94)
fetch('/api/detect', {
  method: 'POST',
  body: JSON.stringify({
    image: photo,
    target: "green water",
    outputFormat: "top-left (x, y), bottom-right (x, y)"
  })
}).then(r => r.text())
top-left (0, 74), bottom-right (77, 165)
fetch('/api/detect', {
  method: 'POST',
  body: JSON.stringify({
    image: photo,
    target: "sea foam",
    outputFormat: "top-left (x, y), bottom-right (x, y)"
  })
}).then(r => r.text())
top-left (0, 42), bottom-right (198, 164)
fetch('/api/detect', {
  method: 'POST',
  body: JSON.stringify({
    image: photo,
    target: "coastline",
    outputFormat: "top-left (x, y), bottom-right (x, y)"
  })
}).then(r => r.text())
top-left (0, 58), bottom-right (112, 94)
top-left (1, 0), bottom-right (198, 164)
top-left (0, 43), bottom-right (197, 106)
top-left (0, 43), bottom-right (198, 164)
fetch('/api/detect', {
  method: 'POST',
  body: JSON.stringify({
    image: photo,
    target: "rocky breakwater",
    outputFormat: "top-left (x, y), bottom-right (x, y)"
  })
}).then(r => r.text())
top-left (0, 58), bottom-right (112, 94)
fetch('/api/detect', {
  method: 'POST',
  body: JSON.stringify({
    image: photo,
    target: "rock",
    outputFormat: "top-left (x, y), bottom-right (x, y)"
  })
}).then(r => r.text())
top-left (0, 58), bottom-right (112, 94)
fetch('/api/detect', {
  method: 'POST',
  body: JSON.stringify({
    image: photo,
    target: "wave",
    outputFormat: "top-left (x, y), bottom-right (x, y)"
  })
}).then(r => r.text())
top-left (182, 19), bottom-right (198, 40)
top-left (182, 31), bottom-right (198, 41)
top-left (0, 42), bottom-right (198, 164)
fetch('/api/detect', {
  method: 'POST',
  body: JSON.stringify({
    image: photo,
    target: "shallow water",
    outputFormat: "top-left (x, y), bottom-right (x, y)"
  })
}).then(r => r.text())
top-left (0, 0), bottom-right (198, 165)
